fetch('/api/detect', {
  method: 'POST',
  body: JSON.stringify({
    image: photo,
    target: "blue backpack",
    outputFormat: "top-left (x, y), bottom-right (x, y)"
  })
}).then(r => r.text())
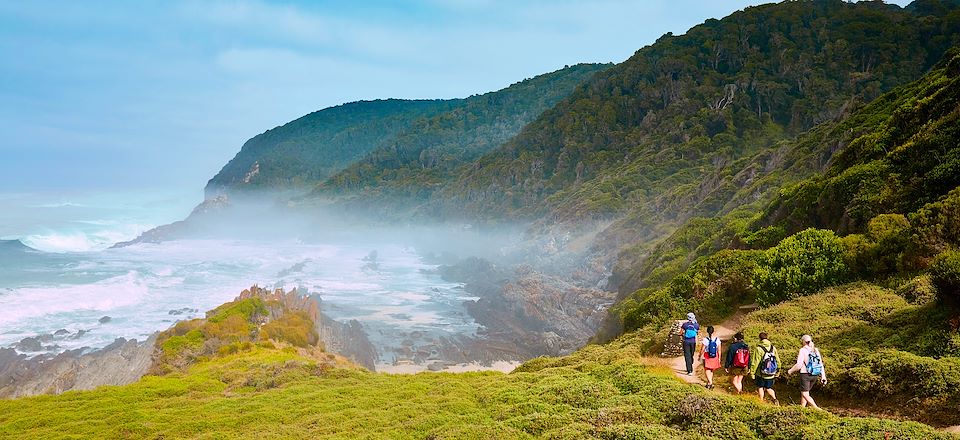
top-left (806, 350), bottom-right (824, 376)
top-left (683, 324), bottom-right (697, 339)
top-left (706, 337), bottom-right (719, 358)
top-left (760, 346), bottom-right (778, 376)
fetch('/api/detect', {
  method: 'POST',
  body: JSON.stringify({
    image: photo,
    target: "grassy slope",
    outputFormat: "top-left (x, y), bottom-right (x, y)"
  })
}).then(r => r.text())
top-left (737, 283), bottom-right (960, 425)
top-left (1, 338), bottom-right (955, 439)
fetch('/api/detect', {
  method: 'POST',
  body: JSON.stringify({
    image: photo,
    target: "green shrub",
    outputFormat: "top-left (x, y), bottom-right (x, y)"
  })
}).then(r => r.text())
top-left (206, 298), bottom-right (268, 323)
top-left (260, 311), bottom-right (319, 347)
top-left (896, 274), bottom-right (938, 305)
top-left (930, 250), bottom-right (960, 307)
top-left (753, 229), bottom-right (849, 305)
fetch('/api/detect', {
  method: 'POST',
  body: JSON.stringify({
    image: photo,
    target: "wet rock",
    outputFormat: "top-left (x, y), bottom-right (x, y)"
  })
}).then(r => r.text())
top-left (72, 330), bottom-right (88, 339)
top-left (53, 329), bottom-right (70, 337)
top-left (15, 337), bottom-right (42, 352)
top-left (427, 362), bottom-right (446, 372)
top-left (98, 316), bottom-right (111, 324)
top-left (167, 308), bottom-right (198, 316)
top-left (0, 334), bottom-right (156, 398)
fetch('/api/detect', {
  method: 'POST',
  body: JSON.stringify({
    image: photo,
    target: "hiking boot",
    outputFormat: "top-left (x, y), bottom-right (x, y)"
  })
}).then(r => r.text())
top-left (772, 398), bottom-right (780, 406)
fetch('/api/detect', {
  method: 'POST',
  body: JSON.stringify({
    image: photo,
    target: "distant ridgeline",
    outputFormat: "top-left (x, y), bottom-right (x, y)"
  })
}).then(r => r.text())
top-left (201, 0), bottom-right (960, 299)
top-left (204, 63), bottom-right (610, 198)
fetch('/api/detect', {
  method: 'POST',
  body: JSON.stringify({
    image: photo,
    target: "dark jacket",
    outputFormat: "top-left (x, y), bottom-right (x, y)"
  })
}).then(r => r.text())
top-left (724, 340), bottom-right (749, 368)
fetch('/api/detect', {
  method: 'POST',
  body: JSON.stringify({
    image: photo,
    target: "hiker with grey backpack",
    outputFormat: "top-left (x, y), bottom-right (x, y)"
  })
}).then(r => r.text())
top-left (787, 334), bottom-right (827, 409)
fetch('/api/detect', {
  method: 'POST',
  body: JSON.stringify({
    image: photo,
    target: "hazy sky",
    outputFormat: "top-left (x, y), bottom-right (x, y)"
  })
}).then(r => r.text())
top-left (0, 0), bottom-right (912, 193)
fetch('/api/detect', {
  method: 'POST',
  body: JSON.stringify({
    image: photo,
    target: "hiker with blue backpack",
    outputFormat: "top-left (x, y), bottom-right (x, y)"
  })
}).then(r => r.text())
top-left (724, 332), bottom-right (750, 394)
top-left (749, 331), bottom-right (780, 405)
top-left (681, 313), bottom-right (700, 376)
top-left (787, 334), bottom-right (827, 409)
top-left (698, 325), bottom-right (721, 389)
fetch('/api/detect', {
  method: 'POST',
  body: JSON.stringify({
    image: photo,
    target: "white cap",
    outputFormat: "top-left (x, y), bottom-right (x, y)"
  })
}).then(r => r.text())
top-left (801, 334), bottom-right (813, 343)
top-left (687, 312), bottom-right (696, 321)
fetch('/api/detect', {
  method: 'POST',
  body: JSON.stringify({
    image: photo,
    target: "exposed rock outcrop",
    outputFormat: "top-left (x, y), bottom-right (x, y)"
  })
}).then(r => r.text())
top-left (235, 285), bottom-right (378, 370)
top-left (111, 195), bottom-right (231, 247)
top-left (0, 335), bottom-right (156, 399)
top-left (441, 257), bottom-right (615, 358)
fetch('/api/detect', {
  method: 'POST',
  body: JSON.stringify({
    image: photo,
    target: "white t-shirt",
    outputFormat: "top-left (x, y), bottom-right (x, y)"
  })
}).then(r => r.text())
top-left (701, 336), bottom-right (721, 356)
top-left (796, 346), bottom-right (822, 374)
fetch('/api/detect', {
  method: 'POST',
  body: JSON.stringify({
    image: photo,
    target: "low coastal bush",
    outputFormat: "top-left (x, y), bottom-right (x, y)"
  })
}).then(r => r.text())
top-left (752, 228), bottom-right (849, 305)
top-left (931, 250), bottom-right (960, 307)
top-left (741, 283), bottom-right (960, 424)
top-left (1, 326), bottom-right (956, 439)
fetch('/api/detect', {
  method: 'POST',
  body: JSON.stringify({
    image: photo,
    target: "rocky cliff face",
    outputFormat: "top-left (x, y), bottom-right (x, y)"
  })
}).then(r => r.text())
top-left (0, 336), bottom-right (155, 399)
top-left (440, 257), bottom-right (615, 358)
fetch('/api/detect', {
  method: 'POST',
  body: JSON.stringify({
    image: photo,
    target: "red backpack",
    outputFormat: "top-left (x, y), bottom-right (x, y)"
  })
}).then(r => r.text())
top-left (733, 347), bottom-right (750, 368)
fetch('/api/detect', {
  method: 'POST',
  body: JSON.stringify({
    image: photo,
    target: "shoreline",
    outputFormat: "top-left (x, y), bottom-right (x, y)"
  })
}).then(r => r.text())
top-left (376, 360), bottom-right (521, 374)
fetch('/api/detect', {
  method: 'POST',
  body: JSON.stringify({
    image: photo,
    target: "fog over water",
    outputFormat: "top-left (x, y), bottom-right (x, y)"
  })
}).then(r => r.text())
top-left (0, 190), bottom-right (506, 369)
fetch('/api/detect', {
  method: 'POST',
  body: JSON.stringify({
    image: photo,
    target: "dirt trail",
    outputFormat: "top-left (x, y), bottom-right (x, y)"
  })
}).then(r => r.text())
top-left (666, 305), bottom-right (755, 385)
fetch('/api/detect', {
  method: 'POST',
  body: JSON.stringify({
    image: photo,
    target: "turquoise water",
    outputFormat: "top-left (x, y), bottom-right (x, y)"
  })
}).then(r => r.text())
top-left (0, 191), bottom-right (480, 366)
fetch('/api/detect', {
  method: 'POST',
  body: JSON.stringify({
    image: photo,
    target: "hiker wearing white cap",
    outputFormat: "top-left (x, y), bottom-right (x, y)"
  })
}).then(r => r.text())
top-left (787, 334), bottom-right (827, 409)
top-left (680, 313), bottom-right (700, 376)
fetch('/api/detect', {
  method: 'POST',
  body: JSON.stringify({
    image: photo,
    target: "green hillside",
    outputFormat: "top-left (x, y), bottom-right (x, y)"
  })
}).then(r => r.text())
top-left (205, 99), bottom-right (459, 196)
top-left (1, 305), bottom-right (954, 439)
top-left (434, 1), bottom-right (960, 229)
top-left (206, 64), bottom-right (607, 200)
top-left (317, 64), bottom-right (610, 206)
top-left (603, 48), bottom-right (960, 425)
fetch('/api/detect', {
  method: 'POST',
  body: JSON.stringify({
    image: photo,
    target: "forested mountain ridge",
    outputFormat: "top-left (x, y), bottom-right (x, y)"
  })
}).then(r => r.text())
top-left (433, 0), bottom-right (960, 226)
top-left (205, 98), bottom-right (460, 197)
top-left (206, 64), bottom-right (608, 200)
top-left (316, 63), bottom-right (610, 204)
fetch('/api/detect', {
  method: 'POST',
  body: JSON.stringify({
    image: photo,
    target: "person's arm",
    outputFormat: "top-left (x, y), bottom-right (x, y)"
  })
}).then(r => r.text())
top-left (748, 347), bottom-right (758, 378)
top-left (787, 347), bottom-right (804, 375)
top-left (724, 343), bottom-right (733, 369)
top-left (819, 349), bottom-right (828, 383)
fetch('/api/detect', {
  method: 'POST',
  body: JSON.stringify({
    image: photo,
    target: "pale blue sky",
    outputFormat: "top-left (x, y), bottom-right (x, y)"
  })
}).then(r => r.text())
top-left (0, 0), bottom-right (912, 192)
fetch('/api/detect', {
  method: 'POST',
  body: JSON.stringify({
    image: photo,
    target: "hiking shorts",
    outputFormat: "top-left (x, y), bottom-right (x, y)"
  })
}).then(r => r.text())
top-left (755, 377), bottom-right (775, 389)
top-left (799, 373), bottom-right (818, 392)
top-left (728, 366), bottom-right (747, 376)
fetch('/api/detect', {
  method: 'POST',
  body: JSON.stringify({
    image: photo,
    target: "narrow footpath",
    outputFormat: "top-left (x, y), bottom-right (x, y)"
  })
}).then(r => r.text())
top-left (666, 305), bottom-right (754, 386)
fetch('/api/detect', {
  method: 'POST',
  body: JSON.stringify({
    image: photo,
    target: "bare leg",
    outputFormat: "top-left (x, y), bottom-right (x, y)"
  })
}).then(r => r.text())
top-left (767, 388), bottom-right (779, 405)
top-left (801, 391), bottom-right (819, 409)
top-left (733, 375), bottom-right (743, 393)
top-left (705, 369), bottom-right (713, 386)
top-left (757, 386), bottom-right (764, 401)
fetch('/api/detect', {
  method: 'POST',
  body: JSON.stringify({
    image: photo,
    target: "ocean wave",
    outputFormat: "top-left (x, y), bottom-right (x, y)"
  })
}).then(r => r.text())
top-left (22, 223), bottom-right (153, 253)
top-left (0, 271), bottom-right (149, 327)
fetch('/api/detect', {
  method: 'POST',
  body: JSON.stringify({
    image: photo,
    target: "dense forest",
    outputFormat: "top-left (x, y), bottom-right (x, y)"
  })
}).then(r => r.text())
top-left (206, 64), bottom-right (608, 199)
top-left (205, 98), bottom-right (460, 196)
top-left (433, 0), bottom-right (960, 226)
top-left (318, 64), bottom-right (609, 203)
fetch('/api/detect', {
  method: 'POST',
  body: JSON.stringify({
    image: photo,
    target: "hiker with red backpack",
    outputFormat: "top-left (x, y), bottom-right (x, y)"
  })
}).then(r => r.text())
top-left (680, 313), bottom-right (700, 376)
top-left (698, 325), bottom-right (721, 389)
top-left (749, 331), bottom-right (781, 405)
top-left (724, 332), bottom-right (750, 394)
top-left (787, 334), bottom-right (827, 409)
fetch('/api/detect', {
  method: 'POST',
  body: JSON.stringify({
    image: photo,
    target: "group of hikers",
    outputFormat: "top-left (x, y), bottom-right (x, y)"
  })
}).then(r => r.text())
top-left (680, 313), bottom-right (828, 408)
